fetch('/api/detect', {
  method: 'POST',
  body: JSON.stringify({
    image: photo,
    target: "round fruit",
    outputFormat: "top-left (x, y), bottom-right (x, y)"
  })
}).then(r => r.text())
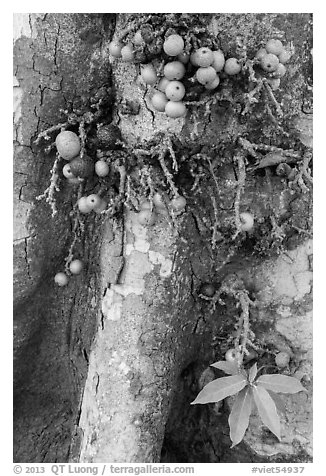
top-left (121, 44), bottom-right (134, 62)
top-left (133, 30), bottom-right (144, 46)
top-left (265, 38), bottom-right (284, 56)
top-left (170, 195), bottom-right (186, 211)
top-left (192, 47), bottom-right (214, 67)
top-left (224, 58), bottom-right (242, 75)
top-left (54, 272), bottom-right (68, 286)
top-left (152, 192), bottom-right (166, 209)
top-left (78, 196), bottom-right (93, 214)
top-left (69, 155), bottom-right (94, 178)
top-left (62, 163), bottom-right (75, 179)
top-left (177, 51), bottom-right (190, 64)
top-left (196, 66), bottom-right (217, 86)
top-left (141, 64), bottom-right (157, 85)
top-left (55, 131), bottom-right (81, 161)
top-left (239, 212), bottom-right (254, 231)
top-left (278, 49), bottom-right (291, 64)
top-left (137, 209), bottom-right (156, 226)
top-left (163, 61), bottom-right (186, 80)
top-left (190, 51), bottom-right (200, 66)
top-left (198, 49), bottom-right (214, 67)
top-left (86, 194), bottom-right (102, 209)
top-left (95, 160), bottom-right (110, 177)
top-left (93, 199), bottom-right (107, 214)
top-left (267, 78), bottom-right (281, 90)
top-left (255, 47), bottom-right (267, 61)
top-left (108, 41), bottom-right (123, 58)
top-left (211, 50), bottom-right (225, 72)
top-left (157, 77), bottom-right (171, 93)
top-left (199, 283), bottom-right (216, 297)
top-left (165, 81), bottom-right (186, 101)
top-left (69, 259), bottom-right (83, 275)
top-left (225, 348), bottom-right (238, 362)
top-left (275, 351), bottom-right (290, 368)
top-left (205, 75), bottom-right (220, 90)
top-left (165, 101), bottom-right (187, 118)
top-left (140, 200), bottom-right (152, 211)
top-left (163, 34), bottom-right (184, 56)
top-left (272, 63), bottom-right (287, 78)
top-left (260, 53), bottom-right (279, 72)
top-left (151, 91), bottom-right (168, 112)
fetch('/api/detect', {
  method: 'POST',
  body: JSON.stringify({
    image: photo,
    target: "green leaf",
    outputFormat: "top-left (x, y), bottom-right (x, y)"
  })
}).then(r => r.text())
top-left (229, 386), bottom-right (253, 448)
top-left (252, 385), bottom-right (281, 440)
top-left (248, 362), bottom-right (258, 383)
top-left (256, 374), bottom-right (307, 394)
top-left (267, 390), bottom-right (287, 415)
top-left (210, 361), bottom-right (239, 375)
top-left (191, 374), bottom-right (247, 405)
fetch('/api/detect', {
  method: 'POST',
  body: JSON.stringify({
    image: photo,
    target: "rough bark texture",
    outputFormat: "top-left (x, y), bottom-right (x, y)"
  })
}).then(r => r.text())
top-left (13, 13), bottom-right (312, 463)
top-left (13, 13), bottom-right (115, 462)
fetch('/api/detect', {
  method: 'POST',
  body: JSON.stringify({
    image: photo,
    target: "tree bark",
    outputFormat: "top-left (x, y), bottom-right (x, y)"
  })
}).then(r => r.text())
top-left (13, 13), bottom-right (312, 463)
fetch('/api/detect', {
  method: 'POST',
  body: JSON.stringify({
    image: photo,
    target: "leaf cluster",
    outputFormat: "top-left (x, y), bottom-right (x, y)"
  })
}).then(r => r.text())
top-left (191, 360), bottom-right (306, 447)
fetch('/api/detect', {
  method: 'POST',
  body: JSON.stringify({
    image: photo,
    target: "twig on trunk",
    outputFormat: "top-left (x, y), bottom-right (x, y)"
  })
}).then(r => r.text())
top-left (103, 164), bottom-right (127, 216)
top-left (65, 184), bottom-right (84, 272)
top-left (232, 154), bottom-right (247, 240)
top-left (290, 152), bottom-right (313, 192)
top-left (263, 78), bottom-right (283, 118)
top-left (210, 195), bottom-right (220, 250)
top-left (36, 153), bottom-right (61, 216)
top-left (157, 149), bottom-right (179, 197)
top-left (34, 122), bottom-right (69, 144)
top-left (242, 81), bottom-right (264, 116)
top-left (78, 119), bottom-right (87, 158)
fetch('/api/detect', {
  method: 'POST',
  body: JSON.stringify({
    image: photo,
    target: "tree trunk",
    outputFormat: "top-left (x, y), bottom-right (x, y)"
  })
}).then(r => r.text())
top-left (13, 13), bottom-right (312, 463)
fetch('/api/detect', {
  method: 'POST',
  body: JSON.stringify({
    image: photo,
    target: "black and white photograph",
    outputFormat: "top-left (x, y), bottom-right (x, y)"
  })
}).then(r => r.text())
top-left (12, 8), bottom-right (313, 470)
